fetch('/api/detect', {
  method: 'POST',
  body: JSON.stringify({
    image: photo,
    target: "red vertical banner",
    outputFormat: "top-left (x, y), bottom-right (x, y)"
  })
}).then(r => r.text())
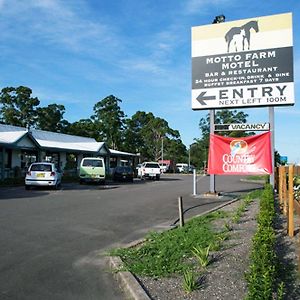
top-left (208, 132), bottom-right (273, 175)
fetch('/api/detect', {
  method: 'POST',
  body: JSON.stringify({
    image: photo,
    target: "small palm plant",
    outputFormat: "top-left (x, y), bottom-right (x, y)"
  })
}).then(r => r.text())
top-left (224, 222), bottom-right (232, 232)
top-left (182, 270), bottom-right (201, 293)
top-left (192, 245), bottom-right (211, 268)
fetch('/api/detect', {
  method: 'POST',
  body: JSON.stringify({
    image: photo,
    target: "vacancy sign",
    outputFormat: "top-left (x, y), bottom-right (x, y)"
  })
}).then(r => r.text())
top-left (214, 122), bottom-right (270, 131)
top-left (192, 13), bottom-right (294, 110)
top-left (208, 132), bottom-right (273, 175)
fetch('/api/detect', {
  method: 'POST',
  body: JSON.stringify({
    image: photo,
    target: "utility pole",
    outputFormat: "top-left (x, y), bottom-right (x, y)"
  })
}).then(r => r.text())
top-left (269, 107), bottom-right (275, 187)
top-left (161, 137), bottom-right (164, 163)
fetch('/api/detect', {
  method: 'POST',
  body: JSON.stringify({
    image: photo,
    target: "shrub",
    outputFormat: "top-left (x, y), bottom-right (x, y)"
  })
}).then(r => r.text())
top-left (245, 184), bottom-right (282, 299)
top-left (182, 270), bottom-right (201, 292)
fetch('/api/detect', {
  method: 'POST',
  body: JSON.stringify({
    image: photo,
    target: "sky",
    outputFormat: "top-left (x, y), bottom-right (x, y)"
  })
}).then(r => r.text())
top-left (0, 0), bottom-right (299, 163)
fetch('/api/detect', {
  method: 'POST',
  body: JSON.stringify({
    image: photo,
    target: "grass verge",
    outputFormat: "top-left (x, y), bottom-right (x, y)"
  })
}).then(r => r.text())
top-left (110, 189), bottom-right (262, 280)
top-left (110, 210), bottom-right (229, 277)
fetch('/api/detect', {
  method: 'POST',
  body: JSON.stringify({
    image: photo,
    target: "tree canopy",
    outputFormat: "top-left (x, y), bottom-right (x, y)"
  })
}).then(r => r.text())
top-left (0, 86), bottom-right (40, 128)
top-left (0, 85), bottom-right (187, 162)
top-left (123, 111), bottom-right (186, 161)
top-left (1, 85), bottom-right (282, 169)
top-left (36, 104), bottom-right (69, 132)
top-left (92, 95), bottom-right (125, 149)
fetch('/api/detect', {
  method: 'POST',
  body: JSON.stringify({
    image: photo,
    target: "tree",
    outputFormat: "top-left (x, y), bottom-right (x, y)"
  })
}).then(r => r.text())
top-left (274, 150), bottom-right (281, 166)
top-left (163, 138), bottom-right (187, 170)
top-left (36, 104), bottom-right (69, 132)
top-left (122, 113), bottom-right (146, 154)
top-left (189, 140), bottom-right (208, 169)
top-left (65, 119), bottom-right (97, 138)
top-left (92, 95), bottom-right (125, 149)
top-left (123, 111), bottom-right (185, 161)
top-left (199, 109), bottom-right (251, 140)
top-left (0, 86), bottom-right (40, 128)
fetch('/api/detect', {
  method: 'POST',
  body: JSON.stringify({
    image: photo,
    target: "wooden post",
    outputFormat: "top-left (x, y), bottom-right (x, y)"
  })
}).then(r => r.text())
top-left (282, 167), bottom-right (287, 215)
top-left (178, 196), bottom-right (184, 227)
top-left (278, 166), bottom-right (283, 209)
top-left (288, 165), bottom-right (294, 237)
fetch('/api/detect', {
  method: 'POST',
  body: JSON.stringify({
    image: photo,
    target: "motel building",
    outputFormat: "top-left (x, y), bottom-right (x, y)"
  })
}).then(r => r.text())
top-left (0, 123), bottom-right (139, 181)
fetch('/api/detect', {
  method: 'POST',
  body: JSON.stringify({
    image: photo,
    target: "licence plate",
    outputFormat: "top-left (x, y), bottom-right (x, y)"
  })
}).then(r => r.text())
top-left (150, 173), bottom-right (155, 177)
top-left (36, 173), bottom-right (45, 178)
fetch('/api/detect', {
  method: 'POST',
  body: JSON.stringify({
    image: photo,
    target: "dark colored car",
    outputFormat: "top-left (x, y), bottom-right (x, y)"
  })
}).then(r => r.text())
top-left (113, 166), bottom-right (134, 182)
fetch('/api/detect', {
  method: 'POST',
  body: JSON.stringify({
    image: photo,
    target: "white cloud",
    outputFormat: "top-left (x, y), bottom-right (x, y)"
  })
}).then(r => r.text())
top-left (184, 0), bottom-right (233, 15)
top-left (120, 58), bottom-right (164, 75)
top-left (0, 0), bottom-right (120, 58)
top-left (33, 87), bottom-right (82, 105)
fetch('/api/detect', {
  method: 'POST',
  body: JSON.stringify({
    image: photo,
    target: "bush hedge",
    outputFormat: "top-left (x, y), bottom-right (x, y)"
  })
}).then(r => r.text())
top-left (245, 184), bottom-right (282, 300)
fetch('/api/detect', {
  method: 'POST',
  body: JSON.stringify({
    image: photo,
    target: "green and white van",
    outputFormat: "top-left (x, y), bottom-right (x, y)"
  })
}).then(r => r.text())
top-left (79, 157), bottom-right (106, 184)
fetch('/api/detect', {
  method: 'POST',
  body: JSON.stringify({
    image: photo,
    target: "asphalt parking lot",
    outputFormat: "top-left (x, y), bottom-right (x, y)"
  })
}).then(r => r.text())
top-left (0, 174), bottom-right (264, 299)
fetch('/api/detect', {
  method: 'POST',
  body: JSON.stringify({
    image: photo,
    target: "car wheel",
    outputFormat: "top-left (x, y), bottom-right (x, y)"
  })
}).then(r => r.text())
top-left (156, 175), bottom-right (160, 181)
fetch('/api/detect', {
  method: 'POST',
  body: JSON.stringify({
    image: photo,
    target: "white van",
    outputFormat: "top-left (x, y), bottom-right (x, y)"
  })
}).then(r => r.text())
top-left (176, 163), bottom-right (188, 173)
top-left (79, 157), bottom-right (105, 184)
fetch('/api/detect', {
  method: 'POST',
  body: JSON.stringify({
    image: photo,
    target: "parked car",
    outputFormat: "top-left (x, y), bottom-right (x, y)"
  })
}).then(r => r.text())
top-left (176, 163), bottom-right (189, 173)
top-left (138, 162), bottom-right (161, 180)
top-left (188, 165), bottom-right (196, 173)
top-left (113, 166), bottom-right (134, 182)
top-left (159, 162), bottom-right (169, 173)
top-left (158, 160), bottom-right (174, 173)
top-left (25, 162), bottom-right (62, 190)
top-left (79, 157), bottom-right (106, 184)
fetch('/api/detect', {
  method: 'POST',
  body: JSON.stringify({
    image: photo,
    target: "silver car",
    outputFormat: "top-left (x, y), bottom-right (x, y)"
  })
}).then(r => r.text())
top-left (25, 162), bottom-right (62, 190)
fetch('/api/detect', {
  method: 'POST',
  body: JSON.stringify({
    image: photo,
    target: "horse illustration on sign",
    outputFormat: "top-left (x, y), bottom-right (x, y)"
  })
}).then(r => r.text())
top-left (225, 20), bottom-right (259, 52)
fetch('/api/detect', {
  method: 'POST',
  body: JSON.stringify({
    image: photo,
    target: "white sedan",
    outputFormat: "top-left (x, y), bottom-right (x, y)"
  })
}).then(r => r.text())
top-left (25, 162), bottom-right (62, 190)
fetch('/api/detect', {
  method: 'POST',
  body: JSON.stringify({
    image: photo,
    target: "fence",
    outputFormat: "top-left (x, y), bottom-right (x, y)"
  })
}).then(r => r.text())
top-left (276, 165), bottom-right (300, 237)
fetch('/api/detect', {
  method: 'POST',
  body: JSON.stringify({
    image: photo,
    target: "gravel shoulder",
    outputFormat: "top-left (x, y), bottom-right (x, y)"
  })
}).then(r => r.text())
top-left (135, 199), bottom-right (300, 300)
top-left (137, 200), bottom-right (257, 300)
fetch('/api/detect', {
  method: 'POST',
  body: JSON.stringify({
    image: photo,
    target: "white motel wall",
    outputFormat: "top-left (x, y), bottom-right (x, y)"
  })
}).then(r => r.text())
top-left (0, 124), bottom-right (139, 180)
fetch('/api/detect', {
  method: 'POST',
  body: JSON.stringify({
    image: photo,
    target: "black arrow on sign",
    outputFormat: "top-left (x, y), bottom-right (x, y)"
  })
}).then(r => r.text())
top-left (196, 91), bottom-right (216, 105)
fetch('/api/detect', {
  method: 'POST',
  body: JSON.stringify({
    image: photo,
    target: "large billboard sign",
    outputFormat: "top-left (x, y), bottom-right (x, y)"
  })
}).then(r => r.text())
top-left (208, 132), bottom-right (273, 175)
top-left (192, 13), bottom-right (294, 110)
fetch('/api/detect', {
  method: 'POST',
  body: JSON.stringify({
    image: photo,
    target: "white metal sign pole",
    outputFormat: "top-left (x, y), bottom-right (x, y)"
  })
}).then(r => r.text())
top-left (208, 15), bottom-right (224, 194)
top-left (269, 107), bottom-right (275, 187)
top-left (209, 109), bottom-right (216, 193)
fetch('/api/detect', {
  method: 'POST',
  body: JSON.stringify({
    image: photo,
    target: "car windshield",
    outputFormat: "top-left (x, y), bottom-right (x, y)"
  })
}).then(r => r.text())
top-left (30, 164), bottom-right (52, 172)
top-left (144, 163), bottom-right (160, 168)
top-left (82, 159), bottom-right (103, 167)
